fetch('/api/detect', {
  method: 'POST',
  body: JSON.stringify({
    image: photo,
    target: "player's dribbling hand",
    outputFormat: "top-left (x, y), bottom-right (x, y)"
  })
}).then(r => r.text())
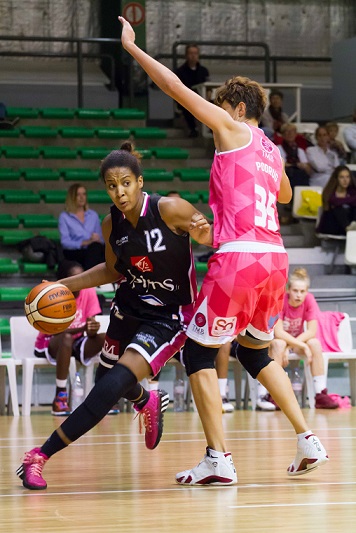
top-left (189, 213), bottom-right (213, 246)
top-left (118, 16), bottom-right (135, 49)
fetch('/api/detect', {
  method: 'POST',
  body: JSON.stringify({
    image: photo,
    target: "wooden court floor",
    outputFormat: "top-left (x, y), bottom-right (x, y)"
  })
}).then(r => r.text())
top-left (0, 407), bottom-right (356, 533)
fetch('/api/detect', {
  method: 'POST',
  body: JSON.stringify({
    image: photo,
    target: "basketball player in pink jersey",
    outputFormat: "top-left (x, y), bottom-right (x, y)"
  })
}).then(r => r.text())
top-left (119, 16), bottom-right (329, 485)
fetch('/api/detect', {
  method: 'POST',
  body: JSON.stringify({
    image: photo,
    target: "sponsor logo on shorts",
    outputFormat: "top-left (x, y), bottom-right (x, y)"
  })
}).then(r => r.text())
top-left (211, 316), bottom-right (237, 337)
top-left (195, 312), bottom-right (206, 327)
top-left (131, 256), bottom-right (153, 272)
top-left (136, 332), bottom-right (157, 349)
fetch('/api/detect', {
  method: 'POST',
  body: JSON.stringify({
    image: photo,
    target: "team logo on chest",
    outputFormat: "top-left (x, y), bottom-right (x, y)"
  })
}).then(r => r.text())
top-left (131, 256), bottom-right (153, 272)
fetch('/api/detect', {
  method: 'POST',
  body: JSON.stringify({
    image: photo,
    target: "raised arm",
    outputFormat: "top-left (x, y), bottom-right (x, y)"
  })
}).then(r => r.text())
top-left (118, 16), bottom-right (232, 135)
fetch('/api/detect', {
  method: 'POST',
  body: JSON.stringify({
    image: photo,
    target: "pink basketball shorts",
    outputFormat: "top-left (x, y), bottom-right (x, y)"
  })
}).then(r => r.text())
top-left (186, 250), bottom-right (288, 346)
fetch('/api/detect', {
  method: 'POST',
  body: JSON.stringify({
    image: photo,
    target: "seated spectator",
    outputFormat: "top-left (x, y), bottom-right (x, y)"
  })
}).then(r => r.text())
top-left (343, 108), bottom-right (356, 164)
top-left (306, 126), bottom-right (340, 187)
top-left (34, 260), bottom-right (105, 416)
top-left (325, 122), bottom-right (348, 165)
top-left (268, 267), bottom-right (338, 409)
top-left (278, 123), bottom-right (311, 190)
top-left (316, 165), bottom-right (356, 235)
top-left (0, 101), bottom-right (19, 130)
top-left (260, 89), bottom-right (289, 141)
top-left (174, 44), bottom-right (210, 138)
top-left (59, 183), bottom-right (105, 270)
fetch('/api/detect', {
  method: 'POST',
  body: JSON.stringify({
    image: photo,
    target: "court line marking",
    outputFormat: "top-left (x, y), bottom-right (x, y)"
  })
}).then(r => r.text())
top-left (228, 501), bottom-right (356, 509)
top-left (3, 480), bottom-right (356, 499)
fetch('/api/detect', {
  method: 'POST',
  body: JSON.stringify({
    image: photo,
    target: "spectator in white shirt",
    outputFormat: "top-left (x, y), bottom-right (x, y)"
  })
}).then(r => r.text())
top-left (306, 126), bottom-right (340, 187)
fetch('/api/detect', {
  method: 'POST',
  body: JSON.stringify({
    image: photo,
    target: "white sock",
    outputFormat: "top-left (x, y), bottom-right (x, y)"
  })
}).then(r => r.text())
top-left (313, 375), bottom-right (326, 395)
top-left (297, 430), bottom-right (313, 443)
top-left (257, 381), bottom-right (267, 398)
top-left (218, 378), bottom-right (227, 398)
top-left (148, 381), bottom-right (159, 391)
top-left (56, 378), bottom-right (67, 389)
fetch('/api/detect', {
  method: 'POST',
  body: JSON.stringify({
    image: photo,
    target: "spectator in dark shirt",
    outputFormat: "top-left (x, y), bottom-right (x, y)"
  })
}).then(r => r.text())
top-left (175, 44), bottom-right (209, 138)
top-left (316, 165), bottom-right (356, 235)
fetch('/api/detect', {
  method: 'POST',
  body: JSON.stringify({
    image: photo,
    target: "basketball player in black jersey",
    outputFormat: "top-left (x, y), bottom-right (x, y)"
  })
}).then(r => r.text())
top-left (16, 141), bottom-right (212, 490)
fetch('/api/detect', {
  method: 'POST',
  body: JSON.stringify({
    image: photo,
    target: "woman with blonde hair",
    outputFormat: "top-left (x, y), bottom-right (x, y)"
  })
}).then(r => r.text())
top-left (59, 183), bottom-right (105, 270)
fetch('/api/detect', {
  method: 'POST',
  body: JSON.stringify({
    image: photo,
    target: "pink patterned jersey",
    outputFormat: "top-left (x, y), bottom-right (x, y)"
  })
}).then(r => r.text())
top-left (210, 123), bottom-right (284, 248)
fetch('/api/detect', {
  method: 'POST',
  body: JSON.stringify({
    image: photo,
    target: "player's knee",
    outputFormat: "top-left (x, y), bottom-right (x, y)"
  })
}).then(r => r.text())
top-left (183, 338), bottom-right (218, 376)
top-left (236, 345), bottom-right (272, 379)
top-left (85, 363), bottom-right (137, 417)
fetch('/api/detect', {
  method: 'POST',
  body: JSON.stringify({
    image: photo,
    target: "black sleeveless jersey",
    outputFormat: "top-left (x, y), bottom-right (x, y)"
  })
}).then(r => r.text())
top-left (109, 193), bottom-right (197, 321)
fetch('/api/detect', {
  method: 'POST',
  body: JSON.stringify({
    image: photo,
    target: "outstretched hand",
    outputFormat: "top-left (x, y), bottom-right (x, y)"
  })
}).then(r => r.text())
top-left (118, 16), bottom-right (135, 50)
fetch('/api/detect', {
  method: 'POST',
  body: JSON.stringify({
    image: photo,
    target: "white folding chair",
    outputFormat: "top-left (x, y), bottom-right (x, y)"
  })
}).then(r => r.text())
top-left (344, 231), bottom-right (356, 267)
top-left (81, 314), bottom-right (110, 397)
top-left (10, 316), bottom-right (77, 416)
top-left (0, 334), bottom-right (20, 416)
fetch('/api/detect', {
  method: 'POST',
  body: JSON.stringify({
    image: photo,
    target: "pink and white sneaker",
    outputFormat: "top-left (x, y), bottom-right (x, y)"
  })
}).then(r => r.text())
top-left (287, 433), bottom-right (329, 476)
top-left (176, 447), bottom-right (237, 485)
top-left (134, 389), bottom-right (169, 450)
top-left (16, 447), bottom-right (49, 490)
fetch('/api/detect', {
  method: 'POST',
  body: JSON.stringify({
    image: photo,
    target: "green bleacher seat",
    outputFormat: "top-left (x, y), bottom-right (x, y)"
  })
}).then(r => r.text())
top-left (174, 168), bottom-right (210, 181)
top-left (131, 127), bottom-right (167, 139)
top-left (111, 109), bottom-right (146, 120)
top-left (2, 191), bottom-right (41, 203)
top-left (39, 108), bottom-right (76, 119)
top-left (0, 215), bottom-right (20, 228)
top-left (0, 129), bottom-right (20, 138)
top-left (61, 168), bottom-right (100, 181)
top-left (179, 191), bottom-right (200, 203)
top-left (76, 109), bottom-right (111, 119)
top-left (2, 146), bottom-right (40, 158)
top-left (78, 147), bottom-right (112, 159)
top-left (21, 126), bottom-right (58, 138)
top-left (87, 191), bottom-right (111, 203)
top-left (152, 147), bottom-right (189, 159)
top-left (21, 168), bottom-right (61, 181)
top-left (95, 127), bottom-right (131, 139)
top-left (59, 127), bottom-right (95, 138)
top-left (137, 149), bottom-right (152, 159)
top-left (39, 229), bottom-right (60, 241)
top-left (0, 258), bottom-right (20, 274)
top-left (0, 318), bottom-right (10, 336)
top-left (198, 190), bottom-right (209, 203)
top-left (0, 169), bottom-right (21, 181)
top-left (0, 230), bottom-right (34, 245)
top-left (6, 107), bottom-right (39, 118)
top-left (195, 262), bottom-right (208, 274)
top-left (21, 262), bottom-right (51, 274)
top-left (0, 287), bottom-right (31, 301)
top-left (40, 190), bottom-right (67, 203)
top-left (142, 169), bottom-right (174, 181)
top-left (18, 214), bottom-right (58, 228)
top-left (40, 146), bottom-right (77, 159)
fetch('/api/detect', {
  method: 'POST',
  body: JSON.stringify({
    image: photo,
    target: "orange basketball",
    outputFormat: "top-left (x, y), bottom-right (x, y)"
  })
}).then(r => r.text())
top-left (24, 281), bottom-right (77, 334)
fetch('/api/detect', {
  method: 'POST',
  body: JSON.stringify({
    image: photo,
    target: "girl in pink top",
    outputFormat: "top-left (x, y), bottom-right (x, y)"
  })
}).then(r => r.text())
top-left (270, 267), bottom-right (338, 409)
top-left (34, 260), bottom-right (105, 416)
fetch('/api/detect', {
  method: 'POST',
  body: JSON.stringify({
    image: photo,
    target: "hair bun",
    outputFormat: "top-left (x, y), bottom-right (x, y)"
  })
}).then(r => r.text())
top-left (120, 141), bottom-right (133, 153)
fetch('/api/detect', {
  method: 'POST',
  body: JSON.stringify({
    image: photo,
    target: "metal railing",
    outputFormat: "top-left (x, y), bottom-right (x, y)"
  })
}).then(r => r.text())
top-left (0, 35), bottom-right (121, 108)
top-left (0, 35), bottom-right (332, 108)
